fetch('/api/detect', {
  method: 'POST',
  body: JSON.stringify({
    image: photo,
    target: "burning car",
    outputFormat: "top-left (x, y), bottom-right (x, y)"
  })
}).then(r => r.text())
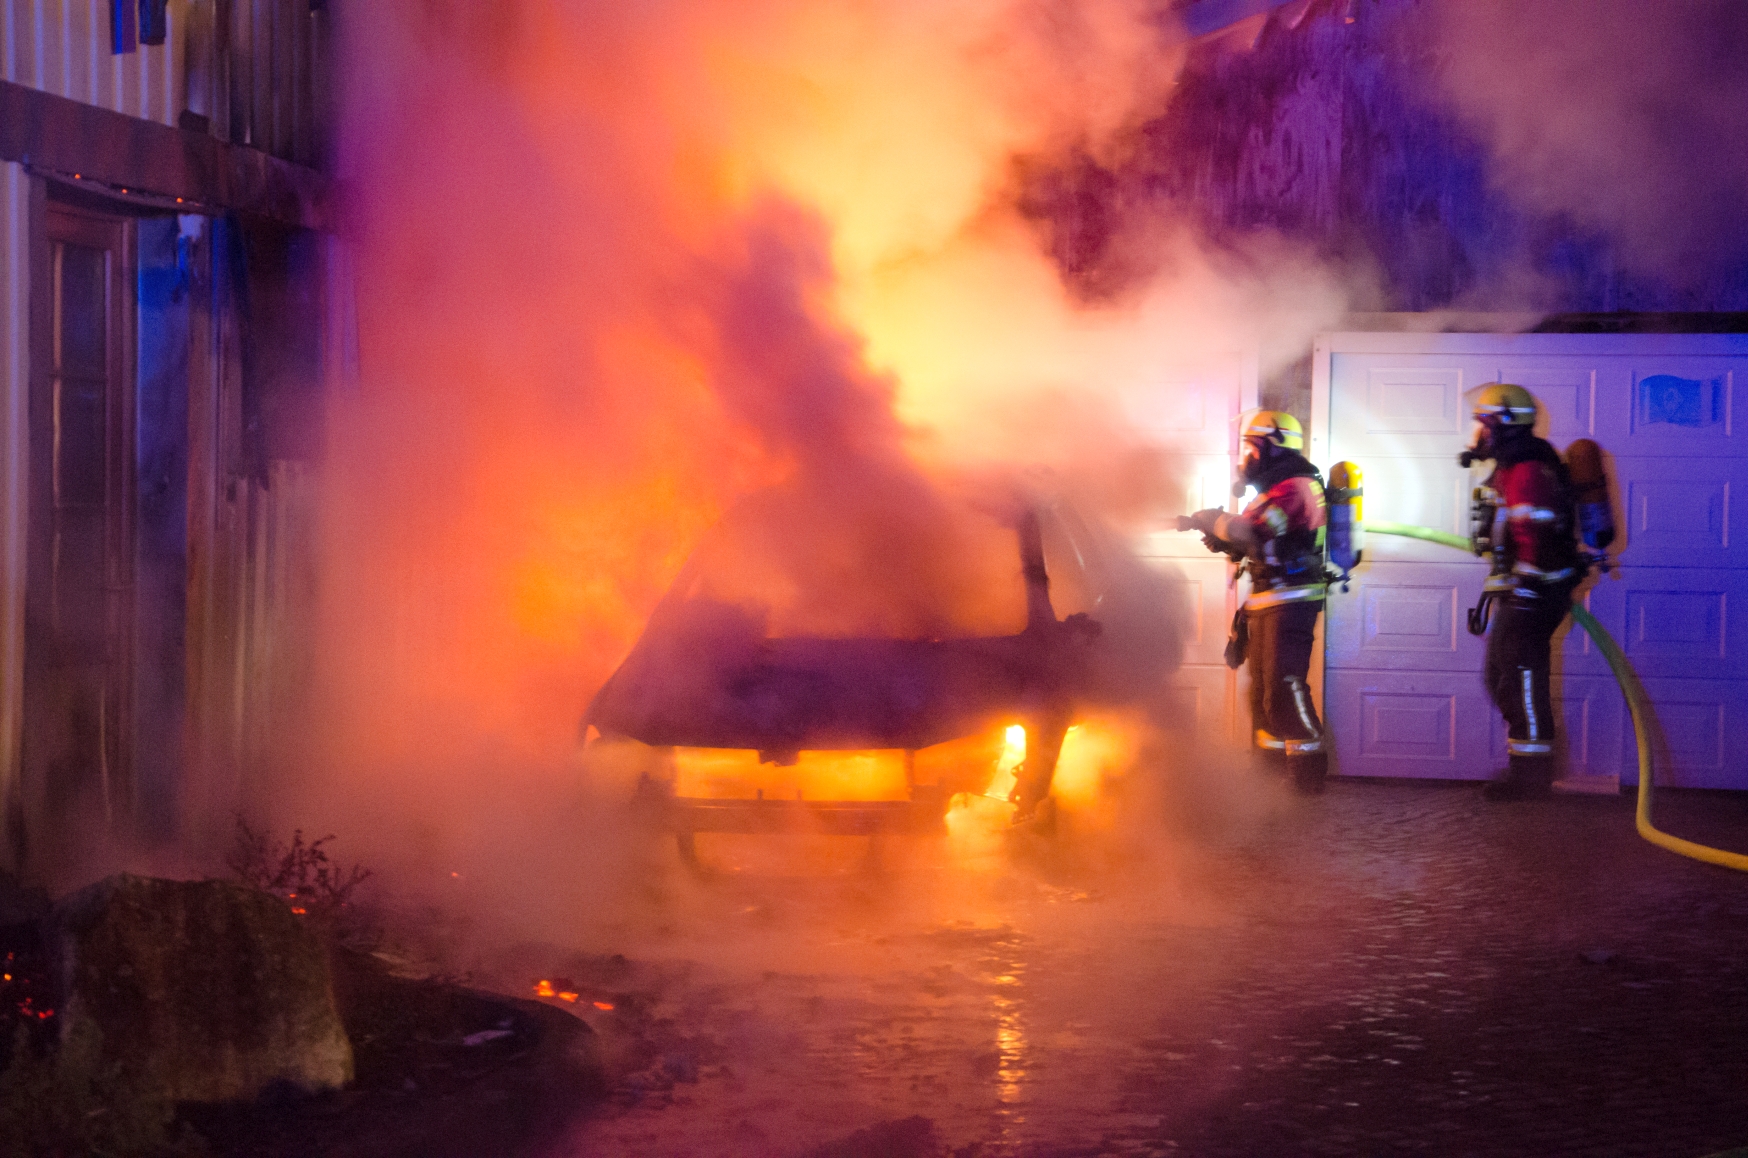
top-left (583, 486), bottom-right (1180, 853)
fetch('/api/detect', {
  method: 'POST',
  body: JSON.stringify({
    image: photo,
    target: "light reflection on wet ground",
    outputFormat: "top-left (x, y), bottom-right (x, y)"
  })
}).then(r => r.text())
top-left (535, 782), bottom-right (1748, 1158)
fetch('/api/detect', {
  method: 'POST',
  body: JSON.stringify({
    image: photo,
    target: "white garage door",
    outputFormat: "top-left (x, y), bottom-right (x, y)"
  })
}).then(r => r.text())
top-left (1313, 332), bottom-right (1748, 789)
top-left (1130, 355), bottom-right (1257, 747)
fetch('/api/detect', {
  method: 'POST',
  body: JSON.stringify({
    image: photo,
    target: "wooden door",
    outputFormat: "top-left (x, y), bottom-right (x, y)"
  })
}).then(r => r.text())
top-left (24, 202), bottom-right (137, 839)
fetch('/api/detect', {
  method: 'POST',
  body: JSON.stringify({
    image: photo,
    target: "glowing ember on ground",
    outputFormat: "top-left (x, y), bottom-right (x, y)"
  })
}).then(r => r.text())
top-left (1, 952), bottom-right (54, 1024)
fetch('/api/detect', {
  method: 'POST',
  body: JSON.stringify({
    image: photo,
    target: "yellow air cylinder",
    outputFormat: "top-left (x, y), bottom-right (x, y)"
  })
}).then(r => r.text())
top-left (1327, 461), bottom-right (1364, 574)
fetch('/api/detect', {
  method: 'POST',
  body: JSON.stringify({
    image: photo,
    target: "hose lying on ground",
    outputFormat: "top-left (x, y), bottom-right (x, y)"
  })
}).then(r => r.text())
top-left (1365, 520), bottom-right (1748, 874)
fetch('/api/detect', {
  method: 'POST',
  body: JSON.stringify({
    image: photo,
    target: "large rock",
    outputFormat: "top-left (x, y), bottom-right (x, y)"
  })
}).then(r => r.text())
top-left (51, 873), bottom-right (353, 1103)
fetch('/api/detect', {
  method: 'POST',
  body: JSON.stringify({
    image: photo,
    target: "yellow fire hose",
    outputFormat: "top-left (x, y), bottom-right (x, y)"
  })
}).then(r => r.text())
top-left (1366, 521), bottom-right (1748, 874)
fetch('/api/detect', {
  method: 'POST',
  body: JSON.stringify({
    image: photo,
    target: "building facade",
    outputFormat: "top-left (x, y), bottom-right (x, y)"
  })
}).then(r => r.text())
top-left (1, 0), bottom-right (350, 876)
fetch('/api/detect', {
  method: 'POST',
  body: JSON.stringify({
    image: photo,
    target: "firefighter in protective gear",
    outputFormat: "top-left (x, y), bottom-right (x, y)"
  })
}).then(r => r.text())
top-left (1182, 411), bottom-right (1329, 794)
top-left (1463, 383), bottom-right (1583, 801)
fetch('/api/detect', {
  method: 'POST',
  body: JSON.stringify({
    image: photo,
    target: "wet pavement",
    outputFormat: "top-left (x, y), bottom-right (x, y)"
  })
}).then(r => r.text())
top-left (522, 777), bottom-right (1748, 1158)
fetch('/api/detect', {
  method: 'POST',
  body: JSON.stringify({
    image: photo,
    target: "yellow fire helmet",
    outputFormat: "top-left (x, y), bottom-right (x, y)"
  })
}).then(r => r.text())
top-left (1240, 409), bottom-right (1305, 451)
top-left (1473, 382), bottom-right (1537, 427)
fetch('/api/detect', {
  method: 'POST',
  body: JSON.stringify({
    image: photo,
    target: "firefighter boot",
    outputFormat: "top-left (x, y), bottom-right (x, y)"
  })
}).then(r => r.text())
top-left (1289, 751), bottom-right (1328, 796)
top-left (1482, 754), bottom-right (1554, 802)
top-left (1252, 731), bottom-right (1288, 777)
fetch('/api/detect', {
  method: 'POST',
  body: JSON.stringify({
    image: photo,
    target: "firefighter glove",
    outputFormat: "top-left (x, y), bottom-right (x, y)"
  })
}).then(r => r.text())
top-left (1182, 508), bottom-right (1223, 535)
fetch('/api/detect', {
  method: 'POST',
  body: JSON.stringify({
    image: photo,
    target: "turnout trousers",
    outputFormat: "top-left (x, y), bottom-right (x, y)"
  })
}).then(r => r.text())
top-left (1246, 601), bottom-right (1325, 759)
top-left (1483, 587), bottom-right (1572, 760)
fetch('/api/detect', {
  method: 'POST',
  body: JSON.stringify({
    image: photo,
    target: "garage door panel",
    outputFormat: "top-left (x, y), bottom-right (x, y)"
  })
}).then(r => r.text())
top-left (1140, 555), bottom-right (1237, 667)
top-left (1589, 361), bottom-right (1742, 455)
top-left (1552, 587), bottom-right (1612, 676)
top-left (1485, 676), bottom-right (1627, 783)
top-left (1606, 455), bottom-right (1748, 568)
top-left (1359, 457), bottom-right (1748, 569)
top-left (1120, 360), bottom-right (1244, 456)
top-left (1367, 367), bottom-right (1464, 435)
top-left (1333, 571), bottom-right (1627, 679)
top-left (1328, 670), bottom-right (1623, 783)
top-left (1349, 457), bottom-right (1475, 561)
top-left (1580, 567), bottom-right (1748, 680)
top-left (1624, 475), bottom-right (1728, 556)
top-left (1330, 355), bottom-right (1503, 458)
top-left (1328, 561), bottom-right (1489, 672)
top-left (1555, 677), bottom-right (1628, 783)
top-left (1336, 573), bottom-right (1748, 683)
top-left (1621, 677), bottom-right (1748, 789)
top-left (1157, 664), bottom-right (1237, 744)
top-left (1327, 669), bottom-right (1497, 779)
top-left (1501, 366), bottom-right (1596, 444)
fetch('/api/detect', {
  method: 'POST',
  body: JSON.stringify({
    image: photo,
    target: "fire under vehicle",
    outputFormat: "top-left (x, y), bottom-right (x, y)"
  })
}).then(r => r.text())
top-left (583, 492), bottom-right (1178, 854)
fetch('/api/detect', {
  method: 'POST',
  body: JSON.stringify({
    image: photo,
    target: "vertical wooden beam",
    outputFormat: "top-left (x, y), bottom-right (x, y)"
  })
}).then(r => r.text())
top-left (249, 0), bottom-right (268, 150)
top-left (20, 171), bottom-right (48, 860)
top-left (308, 0), bottom-right (328, 167)
top-left (209, 0), bottom-right (233, 141)
top-left (270, 0), bottom-right (289, 160)
top-left (184, 213), bottom-right (248, 842)
top-left (182, 211), bottom-right (216, 842)
top-left (227, 0), bottom-right (249, 145)
top-left (291, 0), bottom-right (311, 167)
top-left (0, 164), bottom-right (32, 870)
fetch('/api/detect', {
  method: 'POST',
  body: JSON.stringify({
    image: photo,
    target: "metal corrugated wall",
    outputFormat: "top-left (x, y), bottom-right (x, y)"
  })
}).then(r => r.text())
top-left (211, 0), bottom-right (328, 166)
top-left (0, 162), bottom-right (29, 865)
top-left (1, 0), bottom-right (326, 168)
top-left (1, 0), bottom-right (186, 126)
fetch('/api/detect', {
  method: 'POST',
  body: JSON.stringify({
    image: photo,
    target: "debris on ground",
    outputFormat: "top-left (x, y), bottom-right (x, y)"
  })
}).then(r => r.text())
top-left (52, 873), bottom-right (353, 1103)
top-left (0, 871), bottom-right (608, 1158)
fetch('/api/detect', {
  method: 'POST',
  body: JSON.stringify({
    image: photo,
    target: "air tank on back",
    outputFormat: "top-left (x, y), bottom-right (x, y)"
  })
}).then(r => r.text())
top-left (1327, 461), bottom-right (1364, 577)
top-left (1564, 438), bottom-right (1615, 559)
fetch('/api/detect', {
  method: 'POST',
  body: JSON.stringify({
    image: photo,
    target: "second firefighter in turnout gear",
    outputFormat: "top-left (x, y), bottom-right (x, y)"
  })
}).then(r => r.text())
top-left (1182, 411), bottom-right (1329, 794)
top-left (1462, 383), bottom-right (1585, 801)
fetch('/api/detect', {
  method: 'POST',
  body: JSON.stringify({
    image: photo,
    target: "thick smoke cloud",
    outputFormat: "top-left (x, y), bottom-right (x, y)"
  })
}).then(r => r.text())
top-left (1427, 0), bottom-right (1748, 282)
top-left (266, 0), bottom-right (1353, 914)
